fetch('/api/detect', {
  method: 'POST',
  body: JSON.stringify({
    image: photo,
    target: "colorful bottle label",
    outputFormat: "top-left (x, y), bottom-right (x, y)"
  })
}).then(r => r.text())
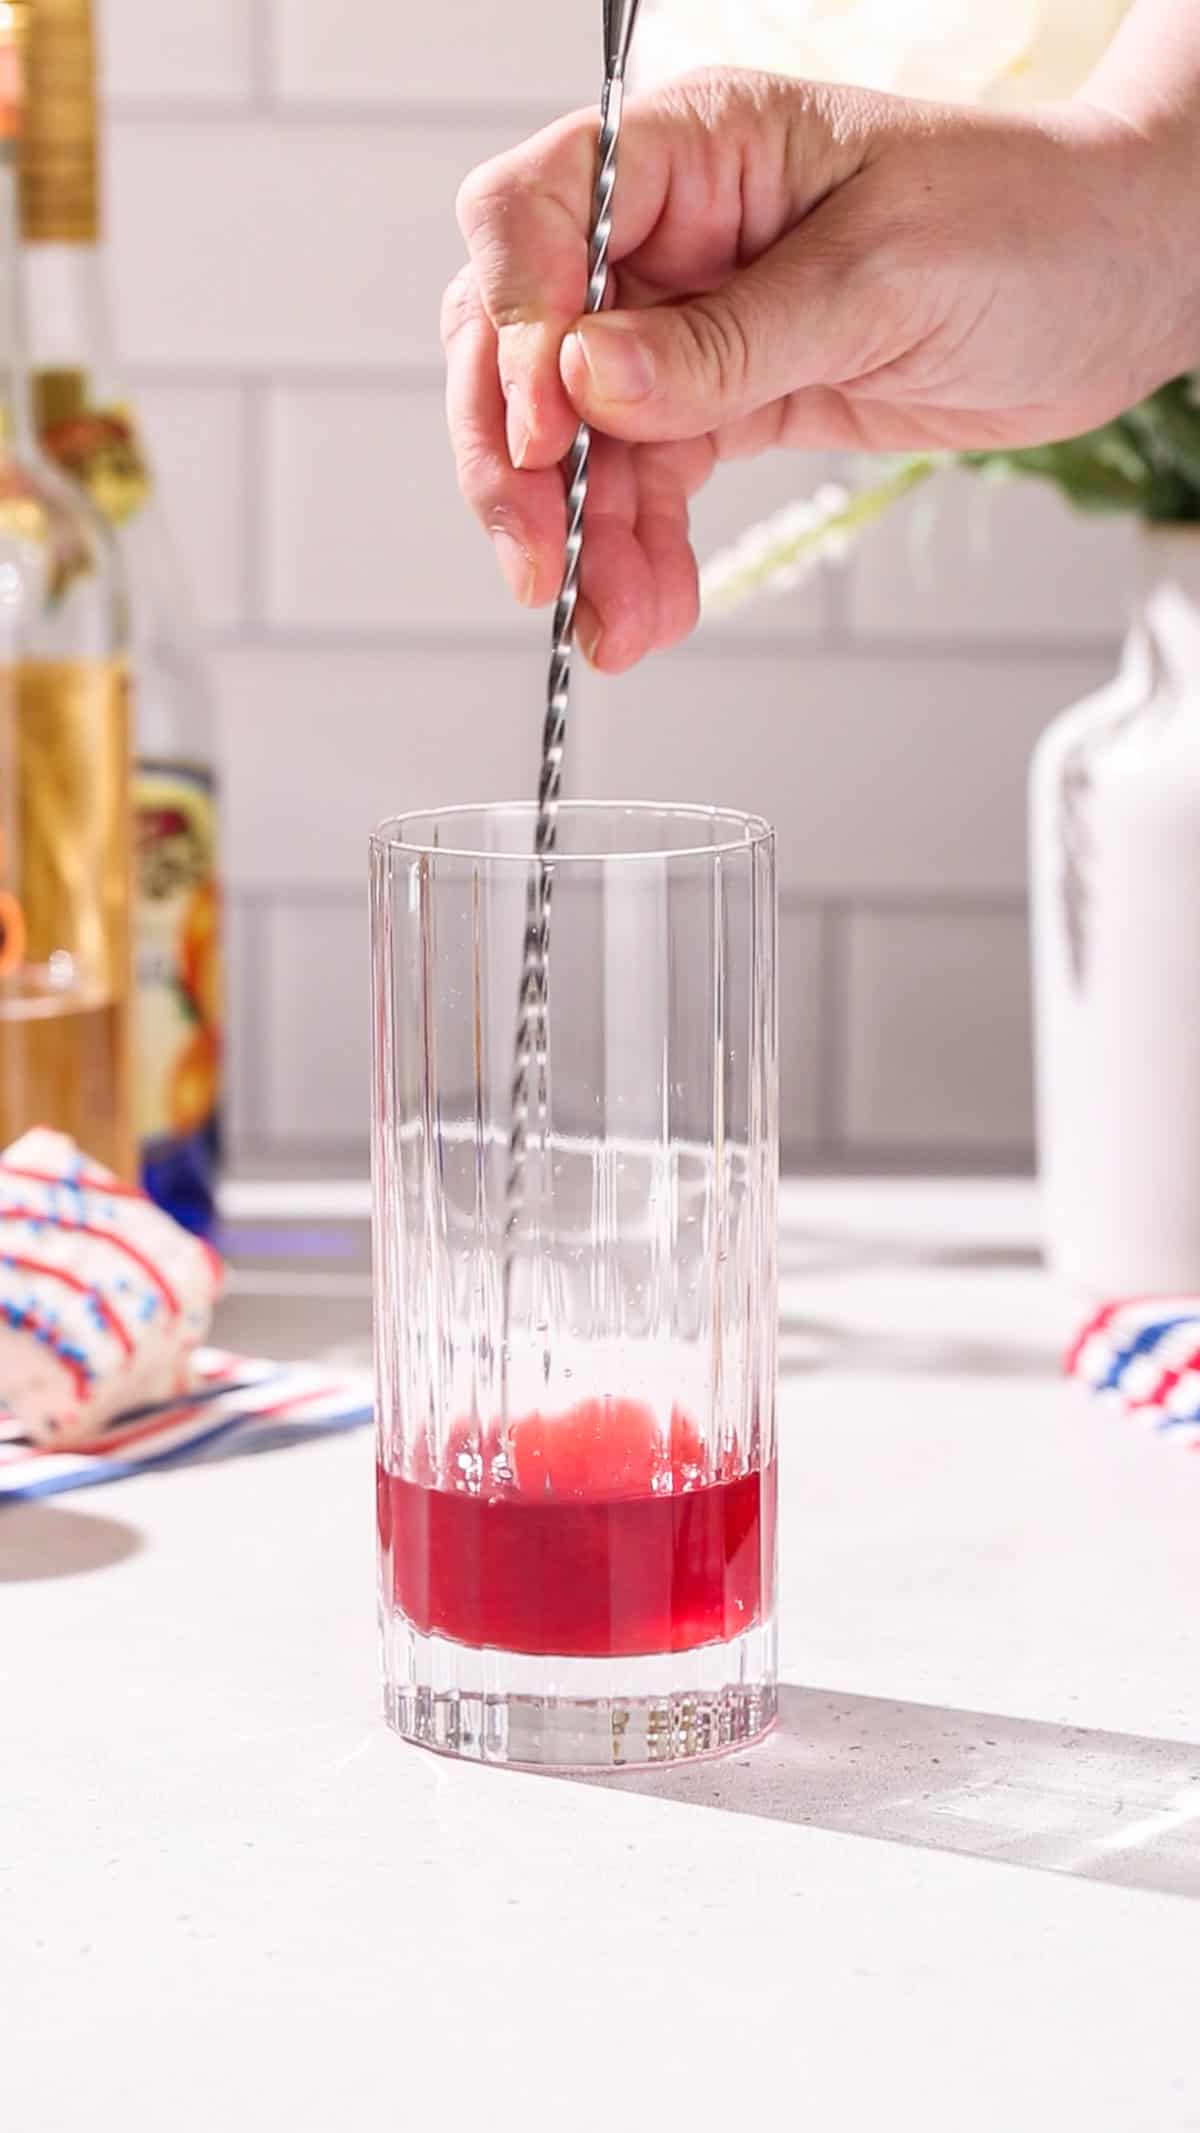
top-left (0, 659), bottom-right (135, 1179)
top-left (134, 760), bottom-right (222, 1236)
top-left (0, 454), bottom-right (95, 604)
top-left (41, 395), bottom-right (151, 526)
top-left (33, 369), bottom-right (152, 528)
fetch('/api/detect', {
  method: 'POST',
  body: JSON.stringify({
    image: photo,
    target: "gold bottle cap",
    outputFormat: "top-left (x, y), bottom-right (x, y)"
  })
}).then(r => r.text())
top-left (18, 0), bottom-right (98, 243)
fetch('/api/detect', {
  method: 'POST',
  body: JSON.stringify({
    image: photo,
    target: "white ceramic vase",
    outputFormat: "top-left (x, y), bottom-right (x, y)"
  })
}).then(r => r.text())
top-left (1031, 528), bottom-right (1200, 1296)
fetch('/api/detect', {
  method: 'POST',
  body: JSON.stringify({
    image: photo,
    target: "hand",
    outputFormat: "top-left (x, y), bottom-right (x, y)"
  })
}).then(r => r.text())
top-left (446, 69), bottom-right (1189, 671)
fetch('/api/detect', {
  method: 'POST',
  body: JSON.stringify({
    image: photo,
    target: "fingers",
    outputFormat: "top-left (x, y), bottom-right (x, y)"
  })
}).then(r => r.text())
top-left (442, 267), bottom-right (566, 606)
top-left (444, 267), bottom-right (713, 659)
top-left (558, 203), bottom-right (898, 444)
top-left (455, 104), bottom-right (660, 476)
top-left (577, 436), bottom-right (707, 673)
top-left (625, 438), bottom-right (707, 661)
top-left (453, 78), bottom-right (781, 473)
top-left (577, 507), bottom-right (699, 673)
top-left (454, 100), bottom-right (675, 319)
top-left (575, 512), bottom-right (656, 673)
top-left (456, 73), bottom-right (884, 459)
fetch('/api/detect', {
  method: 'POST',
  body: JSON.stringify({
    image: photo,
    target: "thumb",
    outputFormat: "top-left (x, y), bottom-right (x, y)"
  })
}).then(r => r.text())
top-left (560, 226), bottom-right (881, 442)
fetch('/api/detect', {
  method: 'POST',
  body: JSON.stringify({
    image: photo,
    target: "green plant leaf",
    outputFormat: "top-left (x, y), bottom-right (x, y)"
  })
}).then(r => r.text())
top-left (960, 422), bottom-right (1158, 514)
top-left (697, 373), bottom-right (1200, 622)
top-left (1124, 379), bottom-right (1200, 498)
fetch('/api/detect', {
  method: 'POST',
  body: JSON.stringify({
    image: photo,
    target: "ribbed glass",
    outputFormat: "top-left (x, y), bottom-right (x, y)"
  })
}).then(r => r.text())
top-left (370, 802), bottom-right (778, 1769)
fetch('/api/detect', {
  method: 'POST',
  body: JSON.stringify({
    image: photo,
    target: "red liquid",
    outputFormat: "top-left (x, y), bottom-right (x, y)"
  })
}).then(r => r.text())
top-left (377, 1399), bottom-right (775, 1661)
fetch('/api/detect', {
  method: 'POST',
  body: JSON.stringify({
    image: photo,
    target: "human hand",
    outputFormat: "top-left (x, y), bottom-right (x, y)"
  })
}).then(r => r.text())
top-left (446, 69), bottom-right (1188, 670)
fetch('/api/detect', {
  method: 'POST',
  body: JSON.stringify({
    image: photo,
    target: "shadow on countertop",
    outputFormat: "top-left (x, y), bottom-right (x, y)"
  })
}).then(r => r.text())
top-left (0, 1500), bottom-right (143, 1581)
top-left (578, 1685), bottom-right (1200, 1900)
top-left (778, 1314), bottom-right (1058, 1381)
top-left (778, 1232), bottom-right (1045, 1281)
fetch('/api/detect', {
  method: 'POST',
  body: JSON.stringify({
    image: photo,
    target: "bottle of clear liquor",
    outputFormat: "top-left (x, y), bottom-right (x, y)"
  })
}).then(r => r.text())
top-left (0, 0), bottom-right (132, 1176)
top-left (19, 0), bottom-right (222, 1235)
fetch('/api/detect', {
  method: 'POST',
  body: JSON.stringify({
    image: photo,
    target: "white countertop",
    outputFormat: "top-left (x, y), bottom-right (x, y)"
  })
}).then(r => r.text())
top-left (4, 1179), bottom-right (1199, 2131)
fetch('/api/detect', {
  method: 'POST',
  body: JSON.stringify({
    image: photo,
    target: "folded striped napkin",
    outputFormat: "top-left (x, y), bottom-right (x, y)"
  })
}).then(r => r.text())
top-left (0, 1345), bottom-right (373, 1501)
top-left (1067, 1298), bottom-right (1200, 1451)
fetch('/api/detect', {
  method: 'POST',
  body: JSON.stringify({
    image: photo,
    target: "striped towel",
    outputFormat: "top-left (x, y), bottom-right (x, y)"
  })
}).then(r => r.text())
top-left (1067, 1298), bottom-right (1200, 1451)
top-left (0, 1345), bottom-right (373, 1501)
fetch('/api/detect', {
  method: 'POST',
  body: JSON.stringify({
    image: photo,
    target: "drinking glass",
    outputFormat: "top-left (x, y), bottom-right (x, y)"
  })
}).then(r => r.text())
top-left (370, 802), bottom-right (778, 1769)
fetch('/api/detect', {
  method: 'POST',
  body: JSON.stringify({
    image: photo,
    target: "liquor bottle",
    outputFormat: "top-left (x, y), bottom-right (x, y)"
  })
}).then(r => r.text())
top-left (19, 0), bottom-right (222, 1236)
top-left (0, 0), bottom-right (133, 1176)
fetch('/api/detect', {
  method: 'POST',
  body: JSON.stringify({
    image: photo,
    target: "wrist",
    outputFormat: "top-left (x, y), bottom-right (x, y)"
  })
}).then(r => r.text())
top-left (1057, 93), bottom-right (1200, 393)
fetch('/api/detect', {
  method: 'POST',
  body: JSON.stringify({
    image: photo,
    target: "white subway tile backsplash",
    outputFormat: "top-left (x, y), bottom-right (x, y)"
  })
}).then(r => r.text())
top-left (97, 78), bottom-right (1113, 1166)
top-left (263, 393), bottom-right (832, 641)
top-left (244, 892), bottom-right (824, 1162)
top-left (260, 900), bottom-right (370, 1144)
top-left (108, 121), bottom-right (509, 369)
top-left (137, 384), bottom-right (244, 631)
top-left (101, 0), bottom-right (253, 103)
top-left (269, 0), bottom-right (594, 109)
top-left (849, 467), bottom-right (1135, 645)
top-left (215, 645), bottom-right (547, 888)
top-left (842, 908), bottom-right (1034, 1153)
top-left (264, 383), bottom-right (516, 633)
top-left (575, 646), bottom-right (1108, 898)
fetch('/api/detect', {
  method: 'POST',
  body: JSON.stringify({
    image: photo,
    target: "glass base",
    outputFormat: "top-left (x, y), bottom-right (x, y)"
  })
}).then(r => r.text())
top-left (381, 1616), bottom-right (778, 1771)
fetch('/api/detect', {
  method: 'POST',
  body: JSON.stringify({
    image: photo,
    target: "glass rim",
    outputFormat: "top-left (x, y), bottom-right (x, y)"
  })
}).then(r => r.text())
top-left (369, 800), bottom-right (775, 866)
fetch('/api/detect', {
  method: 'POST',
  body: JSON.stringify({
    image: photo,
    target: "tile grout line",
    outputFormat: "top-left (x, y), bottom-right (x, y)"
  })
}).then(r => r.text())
top-left (816, 899), bottom-right (848, 1160)
top-left (247, 0), bottom-right (274, 109)
top-left (824, 446), bottom-right (855, 646)
top-left (822, 558), bottom-right (852, 648)
top-left (223, 883), bottom-right (1028, 917)
top-left (230, 891), bottom-right (266, 1157)
top-left (785, 1145), bottom-right (1037, 1178)
top-left (107, 96), bottom-right (571, 130)
top-left (224, 891), bottom-right (1033, 1171)
top-left (199, 620), bottom-right (1120, 664)
top-left (804, 892), bottom-right (1029, 919)
top-left (124, 364), bottom-right (447, 392)
top-left (231, 885), bottom-right (368, 909)
top-left (239, 378), bottom-right (268, 634)
top-left (822, 457), bottom-right (855, 648)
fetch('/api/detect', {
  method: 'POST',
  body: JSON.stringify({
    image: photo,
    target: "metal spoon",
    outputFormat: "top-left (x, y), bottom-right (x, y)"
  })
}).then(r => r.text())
top-left (501, 0), bottom-right (643, 1409)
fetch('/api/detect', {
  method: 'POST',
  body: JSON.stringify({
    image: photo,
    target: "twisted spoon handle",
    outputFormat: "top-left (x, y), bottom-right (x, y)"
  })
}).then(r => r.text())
top-left (502, 11), bottom-right (639, 1402)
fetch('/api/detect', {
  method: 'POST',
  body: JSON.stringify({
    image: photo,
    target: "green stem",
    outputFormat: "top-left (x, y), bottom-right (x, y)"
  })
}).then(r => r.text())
top-left (701, 454), bottom-right (940, 612)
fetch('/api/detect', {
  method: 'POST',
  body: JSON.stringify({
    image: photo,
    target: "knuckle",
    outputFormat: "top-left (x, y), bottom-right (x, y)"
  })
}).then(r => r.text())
top-left (439, 267), bottom-right (478, 351)
top-left (454, 439), bottom-right (499, 512)
top-left (455, 148), bottom-right (520, 246)
top-left (677, 65), bottom-right (733, 125)
top-left (454, 162), bottom-right (494, 241)
top-left (679, 294), bottom-right (753, 402)
top-left (666, 65), bottom-right (732, 123)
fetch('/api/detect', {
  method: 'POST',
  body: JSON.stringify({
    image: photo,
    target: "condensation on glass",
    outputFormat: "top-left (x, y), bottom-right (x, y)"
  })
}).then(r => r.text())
top-left (370, 803), bottom-right (778, 1769)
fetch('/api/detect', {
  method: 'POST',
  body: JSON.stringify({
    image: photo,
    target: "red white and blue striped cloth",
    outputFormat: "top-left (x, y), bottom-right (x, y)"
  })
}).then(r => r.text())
top-left (0, 1345), bottom-right (374, 1501)
top-left (1068, 1298), bottom-right (1200, 1451)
